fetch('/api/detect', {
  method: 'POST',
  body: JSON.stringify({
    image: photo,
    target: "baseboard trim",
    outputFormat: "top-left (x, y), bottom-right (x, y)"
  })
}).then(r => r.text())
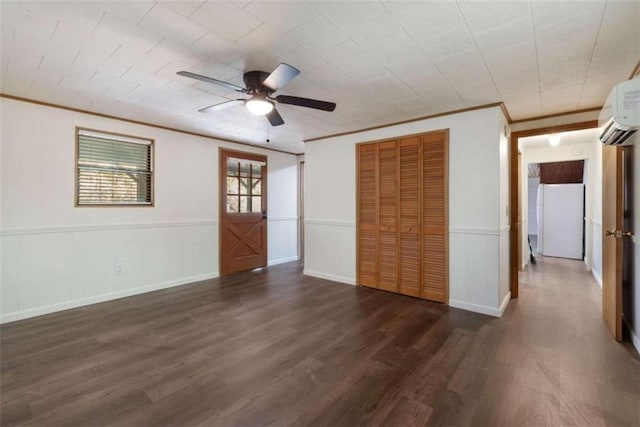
top-left (449, 294), bottom-right (510, 318)
top-left (302, 269), bottom-right (355, 285)
top-left (592, 268), bottom-right (603, 288)
top-left (499, 291), bottom-right (511, 315)
top-left (0, 272), bottom-right (219, 324)
top-left (268, 256), bottom-right (299, 266)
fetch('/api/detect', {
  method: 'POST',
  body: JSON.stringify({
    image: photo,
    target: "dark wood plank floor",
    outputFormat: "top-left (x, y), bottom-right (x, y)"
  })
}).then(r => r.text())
top-left (1, 257), bottom-right (639, 426)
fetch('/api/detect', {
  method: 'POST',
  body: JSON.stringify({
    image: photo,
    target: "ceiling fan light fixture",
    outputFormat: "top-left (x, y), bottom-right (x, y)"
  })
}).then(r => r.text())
top-left (245, 98), bottom-right (274, 115)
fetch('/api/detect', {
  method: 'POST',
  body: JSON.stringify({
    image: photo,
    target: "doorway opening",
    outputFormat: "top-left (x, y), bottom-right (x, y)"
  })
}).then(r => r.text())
top-left (510, 121), bottom-right (598, 299)
top-left (519, 129), bottom-right (602, 273)
top-left (510, 122), bottom-right (637, 342)
top-left (526, 160), bottom-right (586, 264)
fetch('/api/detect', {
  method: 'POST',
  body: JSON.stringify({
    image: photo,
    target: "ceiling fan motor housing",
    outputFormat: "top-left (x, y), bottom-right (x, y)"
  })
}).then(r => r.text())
top-left (243, 71), bottom-right (274, 95)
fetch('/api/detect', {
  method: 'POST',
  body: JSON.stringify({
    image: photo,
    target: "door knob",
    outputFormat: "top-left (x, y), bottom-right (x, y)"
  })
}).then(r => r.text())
top-left (606, 230), bottom-right (634, 238)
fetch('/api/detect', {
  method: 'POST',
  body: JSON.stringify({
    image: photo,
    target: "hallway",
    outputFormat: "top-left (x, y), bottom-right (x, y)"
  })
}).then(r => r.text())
top-left (501, 255), bottom-right (640, 425)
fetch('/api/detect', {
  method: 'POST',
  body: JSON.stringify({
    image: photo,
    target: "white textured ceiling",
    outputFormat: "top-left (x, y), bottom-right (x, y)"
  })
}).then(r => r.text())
top-left (1, 1), bottom-right (638, 154)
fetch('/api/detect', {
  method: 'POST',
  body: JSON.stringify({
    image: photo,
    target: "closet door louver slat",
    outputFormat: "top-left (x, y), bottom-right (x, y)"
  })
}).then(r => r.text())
top-left (377, 141), bottom-right (398, 292)
top-left (358, 144), bottom-right (378, 287)
top-left (422, 133), bottom-right (448, 303)
top-left (398, 137), bottom-right (421, 297)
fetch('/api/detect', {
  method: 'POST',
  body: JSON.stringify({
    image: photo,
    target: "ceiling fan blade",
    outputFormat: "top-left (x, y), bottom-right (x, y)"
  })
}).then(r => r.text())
top-left (198, 99), bottom-right (244, 113)
top-left (266, 108), bottom-right (284, 126)
top-left (275, 95), bottom-right (336, 112)
top-left (177, 71), bottom-right (247, 93)
top-left (262, 63), bottom-right (300, 91)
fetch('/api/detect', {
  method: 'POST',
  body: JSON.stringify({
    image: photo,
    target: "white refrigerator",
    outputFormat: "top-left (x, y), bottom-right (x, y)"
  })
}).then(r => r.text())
top-left (537, 183), bottom-right (584, 259)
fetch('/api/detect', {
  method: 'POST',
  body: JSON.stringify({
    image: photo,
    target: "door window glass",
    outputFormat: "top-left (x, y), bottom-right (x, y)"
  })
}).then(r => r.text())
top-left (226, 159), bottom-right (264, 213)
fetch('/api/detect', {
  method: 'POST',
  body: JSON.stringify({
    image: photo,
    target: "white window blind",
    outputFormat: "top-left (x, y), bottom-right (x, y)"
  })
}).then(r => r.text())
top-left (76, 129), bottom-right (153, 206)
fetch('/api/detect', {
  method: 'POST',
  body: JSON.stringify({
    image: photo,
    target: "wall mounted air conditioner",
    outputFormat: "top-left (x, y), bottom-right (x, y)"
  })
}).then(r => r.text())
top-left (599, 78), bottom-right (640, 146)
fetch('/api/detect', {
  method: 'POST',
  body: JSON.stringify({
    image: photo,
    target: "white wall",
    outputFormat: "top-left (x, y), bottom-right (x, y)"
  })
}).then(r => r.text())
top-left (0, 98), bottom-right (299, 323)
top-left (527, 178), bottom-right (539, 235)
top-left (498, 116), bottom-right (510, 313)
top-left (305, 106), bottom-right (510, 317)
top-left (520, 137), bottom-right (601, 281)
top-left (592, 137), bottom-right (603, 285)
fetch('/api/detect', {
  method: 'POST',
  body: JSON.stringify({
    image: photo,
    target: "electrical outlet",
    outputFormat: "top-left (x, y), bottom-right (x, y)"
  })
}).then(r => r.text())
top-left (116, 263), bottom-right (124, 275)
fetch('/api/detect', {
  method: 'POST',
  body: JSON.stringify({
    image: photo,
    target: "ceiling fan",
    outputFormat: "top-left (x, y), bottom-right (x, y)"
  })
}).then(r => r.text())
top-left (177, 63), bottom-right (336, 126)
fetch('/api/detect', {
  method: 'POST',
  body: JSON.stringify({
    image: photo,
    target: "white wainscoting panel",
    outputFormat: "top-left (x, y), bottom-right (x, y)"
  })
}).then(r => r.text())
top-left (303, 221), bottom-right (509, 317)
top-left (591, 219), bottom-right (603, 287)
top-left (449, 228), bottom-right (501, 316)
top-left (499, 226), bottom-right (511, 309)
top-left (267, 216), bottom-right (299, 266)
top-left (303, 220), bottom-right (356, 285)
top-left (1, 221), bottom-right (219, 323)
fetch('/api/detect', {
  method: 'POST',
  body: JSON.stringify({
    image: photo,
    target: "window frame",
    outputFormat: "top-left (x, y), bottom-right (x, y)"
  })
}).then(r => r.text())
top-left (74, 126), bottom-right (155, 208)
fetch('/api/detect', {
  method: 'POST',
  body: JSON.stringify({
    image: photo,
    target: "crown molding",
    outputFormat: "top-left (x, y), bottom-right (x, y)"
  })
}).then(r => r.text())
top-left (304, 102), bottom-right (508, 143)
top-left (0, 94), bottom-right (301, 156)
top-left (509, 107), bottom-right (602, 125)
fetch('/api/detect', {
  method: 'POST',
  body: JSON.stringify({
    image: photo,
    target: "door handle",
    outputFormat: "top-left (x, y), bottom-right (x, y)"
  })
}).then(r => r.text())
top-left (606, 230), bottom-right (634, 238)
top-left (262, 211), bottom-right (267, 219)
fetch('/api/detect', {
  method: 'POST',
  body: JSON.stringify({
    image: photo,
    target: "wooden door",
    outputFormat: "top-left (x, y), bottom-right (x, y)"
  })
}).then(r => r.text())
top-left (357, 144), bottom-right (378, 287)
top-left (356, 130), bottom-right (448, 303)
top-left (398, 137), bottom-right (421, 297)
top-left (220, 149), bottom-right (267, 275)
top-left (422, 131), bottom-right (448, 303)
top-left (602, 146), bottom-right (623, 340)
top-left (378, 141), bottom-right (399, 292)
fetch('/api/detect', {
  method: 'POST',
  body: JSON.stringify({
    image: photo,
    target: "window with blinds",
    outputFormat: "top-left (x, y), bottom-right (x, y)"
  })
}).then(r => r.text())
top-left (75, 128), bottom-right (154, 206)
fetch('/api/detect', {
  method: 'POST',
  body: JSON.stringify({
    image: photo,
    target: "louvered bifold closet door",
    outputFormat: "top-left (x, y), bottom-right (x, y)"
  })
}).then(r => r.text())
top-left (357, 144), bottom-right (378, 287)
top-left (422, 132), bottom-right (449, 303)
top-left (377, 141), bottom-right (399, 292)
top-left (398, 137), bottom-right (421, 297)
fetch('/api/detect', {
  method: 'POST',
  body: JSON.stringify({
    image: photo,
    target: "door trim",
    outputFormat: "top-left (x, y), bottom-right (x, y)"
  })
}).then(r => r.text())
top-left (299, 161), bottom-right (305, 261)
top-left (509, 120), bottom-right (598, 298)
top-left (219, 148), bottom-right (268, 275)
